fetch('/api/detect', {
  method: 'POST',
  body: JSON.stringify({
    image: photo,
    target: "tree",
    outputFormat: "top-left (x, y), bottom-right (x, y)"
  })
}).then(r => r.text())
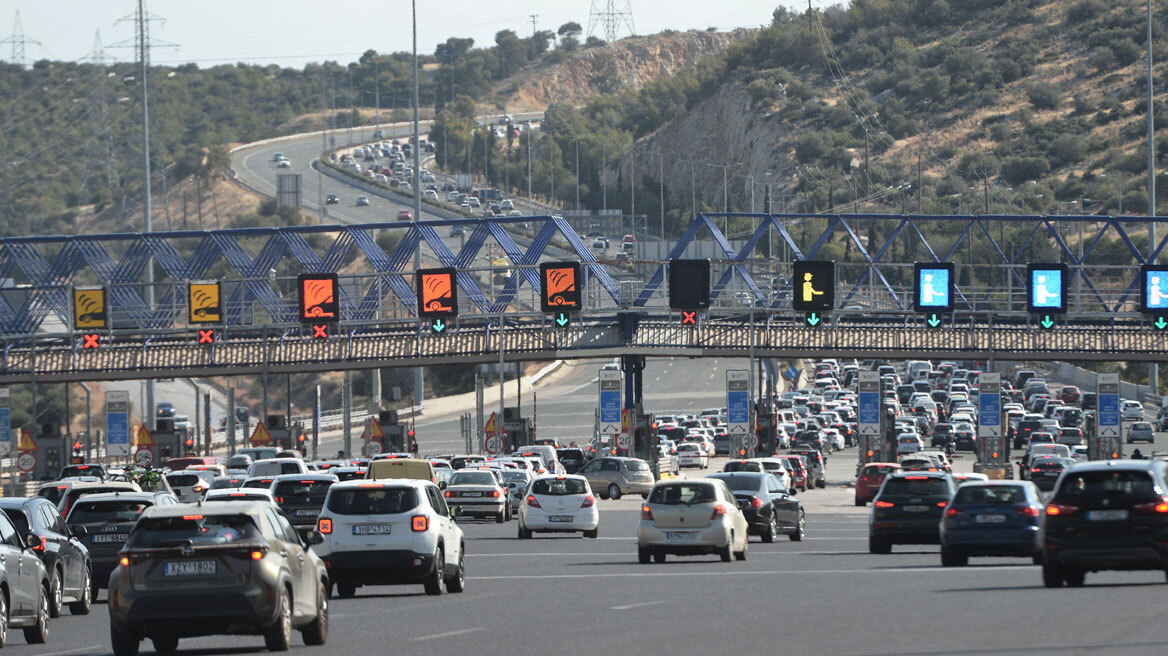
top-left (557, 22), bottom-right (583, 38)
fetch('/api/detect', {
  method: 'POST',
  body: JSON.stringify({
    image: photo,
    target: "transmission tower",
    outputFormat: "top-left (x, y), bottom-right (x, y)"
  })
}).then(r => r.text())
top-left (586, 0), bottom-right (636, 43)
top-left (81, 30), bottom-right (120, 203)
top-left (0, 10), bottom-right (41, 68)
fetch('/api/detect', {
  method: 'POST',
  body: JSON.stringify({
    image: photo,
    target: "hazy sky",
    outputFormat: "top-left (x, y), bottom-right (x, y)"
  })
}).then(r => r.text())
top-left (4, 0), bottom-right (828, 68)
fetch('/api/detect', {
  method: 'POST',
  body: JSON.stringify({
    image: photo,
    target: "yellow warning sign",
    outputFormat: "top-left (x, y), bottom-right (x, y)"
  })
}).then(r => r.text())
top-left (621, 409), bottom-right (629, 433)
top-left (73, 287), bottom-right (107, 330)
top-left (362, 417), bottom-right (386, 441)
top-left (484, 412), bottom-right (498, 436)
top-left (136, 425), bottom-right (155, 447)
top-left (16, 428), bottom-right (36, 451)
top-left (250, 422), bottom-right (273, 445)
top-left (188, 281), bottom-right (222, 324)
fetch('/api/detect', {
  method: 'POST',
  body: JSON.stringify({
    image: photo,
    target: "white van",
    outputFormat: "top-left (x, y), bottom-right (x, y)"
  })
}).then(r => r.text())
top-left (511, 445), bottom-right (561, 474)
top-left (907, 360), bottom-right (932, 380)
top-left (247, 457), bottom-right (310, 478)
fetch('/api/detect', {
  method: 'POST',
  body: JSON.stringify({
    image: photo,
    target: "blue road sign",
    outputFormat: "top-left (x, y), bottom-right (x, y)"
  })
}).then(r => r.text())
top-left (915, 264), bottom-right (953, 310)
top-left (727, 389), bottom-right (749, 425)
top-left (1142, 267), bottom-right (1168, 312)
top-left (107, 411), bottom-right (129, 451)
top-left (859, 391), bottom-right (880, 426)
top-left (599, 373), bottom-right (622, 429)
top-left (979, 390), bottom-right (1001, 427)
top-left (0, 407), bottom-right (9, 453)
top-left (1028, 263), bottom-right (1067, 314)
top-left (1098, 393), bottom-right (1119, 431)
top-left (785, 365), bottom-right (799, 381)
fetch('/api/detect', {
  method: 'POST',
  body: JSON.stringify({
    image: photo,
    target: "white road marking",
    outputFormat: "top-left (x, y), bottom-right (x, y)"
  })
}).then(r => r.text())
top-left (611, 600), bottom-right (667, 611)
top-left (409, 627), bottom-right (486, 641)
top-left (472, 565), bottom-right (1027, 581)
top-left (33, 648), bottom-right (102, 656)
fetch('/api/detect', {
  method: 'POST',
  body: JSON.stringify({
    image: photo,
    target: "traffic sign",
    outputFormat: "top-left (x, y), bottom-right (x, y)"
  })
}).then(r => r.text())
top-left (134, 446), bottom-right (155, 467)
top-left (363, 441), bottom-right (383, 456)
top-left (250, 422), bottom-right (274, 445)
top-left (668, 259), bottom-right (710, 310)
top-left (1097, 373), bottom-right (1120, 438)
top-left (616, 432), bottom-right (632, 450)
top-left (298, 273), bottom-right (339, 322)
top-left (16, 451), bottom-right (36, 473)
top-left (484, 411), bottom-right (498, 437)
top-left (539, 262), bottom-right (582, 313)
top-left (1027, 263), bottom-right (1068, 315)
top-left (15, 427), bottom-right (36, 451)
top-left (857, 371), bottom-right (880, 436)
top-left (977, 373), bottom-right (1001, 438)
top-left (792, 261), bottom-right (835, 312)
top-left (485, 434), bottom-right (503, 455)
top-left (136, 425), bottom-right (155, 447)
top-left (726, 370), bottom-right (749, 435)
top-left (1139, 265), bottom-right (1168, 314)
top-left (188, 280), bottom-right (222, 324)
top-left (599, 371), bottom-right (622, 434)
top-left (416, 267), bottom-right (458, 318)
top-left (106, 391), bottom-right (130, 457)
top-left (0, 389), bottom-right (9, 457)
top-left (914, 262), bottom-right (954, 313)
top-left (73, 286), bottom-right (107, 330)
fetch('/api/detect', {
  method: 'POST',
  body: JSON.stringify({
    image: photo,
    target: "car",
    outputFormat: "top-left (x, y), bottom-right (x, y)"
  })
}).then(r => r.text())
top-left (277, 159), bottom-right (291, 168)
top-left (56, 481), bottom-right (143, 518)
top-left (1059, 385), bottom-right (1081, 404)
top-left (940, 481), bottom-right (1045, 566)
top-left (788, 448), bottom-right (827, 488)
top-left (708, 472), bottom-right (805, 542)
top-left (676, 442), bottom-right (709, 468)
top-left (637, 479), bottom-right (749, 563)
top-left (778, 455), bottom-right (810, 492)
top-left (1029, 456), bottom-right (1075, 492)
top-left (271, 474), bottom-right (338, 537)
top-left (108, 501), bottom-right (330, 655)
top-left (203, 488), bottom-right (276, 502)
top-left (155, 401), bottom-right (176, 419)
top-left (517, 474), bottom-right (599, 539)
top-left (855, 463), bottom-right (902, 506)
top-left (896, 433), bottom-right (923, 455)
top-left (1121, 400), bottom-right (1145, 422)
top-left (0, 509), bottom-right (52, 644)
top-left (578, 457), bottom-right (655, 500)
top-left (1127, 421), bottom-right (1155, 444)
top-left (164, 471), bottom-right (213, 503)
top-left (0, 496), bottom-right (92, 617)
top-left (272, 152), bottom-right (285, 162)
top-left (397, 209), bottom-right (412, 220)
top-left (868, 471), bottom-right (957, 554)
top-left (248, 458), bottom-right (310, 478)
top-left (65, 492), bottom-right (179, 598)
top-left (749, 458), bottom-right (794, 494)
top-left (555, 448), bottom-right (587, 474)
top-left (441, 469), bottom-right (508, 522)
top-left (313, 478), bottom-right (463, 598)
top-left (499, 469), bottom-right (532, 512)
top-left (325, 193), bottom-right (339, 204)
top-left (1041, 460), bottom-right (1168, 587)
top-left (355, 195), bottom-right (370, 206)
top-left (57, 463), bottom-right (106, 481)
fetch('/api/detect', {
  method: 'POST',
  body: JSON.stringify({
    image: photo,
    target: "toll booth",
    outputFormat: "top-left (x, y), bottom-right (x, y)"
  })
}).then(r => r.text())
top-left (30, 423), bottom-right (66, 481)
top-left (502, 407), bottom-right (533, 452)
top-left (263, 415), bottom-right (307, 451)
top-left (149, 418), bottom-right (187, 462)
top-left (633, 411), bottom-right (656, 461)
top-left (755, 399), bottom-right (777, 456)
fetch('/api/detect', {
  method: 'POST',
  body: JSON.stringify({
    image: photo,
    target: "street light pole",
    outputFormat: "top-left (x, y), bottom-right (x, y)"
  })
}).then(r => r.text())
top-left (1148, 0), bottom-right (1159, 394)
top-left (411, 0), bottom-right (424, 407)
top-left (138, 0), bottom-right (155, 426)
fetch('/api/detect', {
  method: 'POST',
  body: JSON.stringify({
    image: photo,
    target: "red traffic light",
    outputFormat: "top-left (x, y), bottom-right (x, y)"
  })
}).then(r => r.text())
top-left (298, 434), bottom-right (306, 442)
top-left (185, 439), bottom-right (194, 447)
top-left (72, 441), bottom-right (82, 450)
top-left (408, 429), bottom-right (416, 438)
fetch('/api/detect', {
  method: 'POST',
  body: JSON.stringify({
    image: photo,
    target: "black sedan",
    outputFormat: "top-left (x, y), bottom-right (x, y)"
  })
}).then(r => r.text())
top-left (0, 496), bottom-right (92, 617)
top-left (709, 472), bottom-right (805, 542)
top-left (869, 471), bottom-right (957, 554)
top-left (953, 429), bottom-right (977, 451)
top-left (1028, 456), bottom-right (1074, 492)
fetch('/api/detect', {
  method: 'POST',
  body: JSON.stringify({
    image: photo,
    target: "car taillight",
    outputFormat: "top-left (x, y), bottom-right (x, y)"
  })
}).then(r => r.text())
top-left (1134, 497), bottom-right (1168, 513)
top-left (749, 497), bottom-right (763, 509)
top-left (193, 486), bottom-right (206, 493)
top-left (31, 535), bottom-right (46, 552)
top-left (935, 501), bottom-right (948, 507)
top-left (491, 490), bottom-right (501, 498)
top-left (276, 496), bottom-right (285, 503)
top-left (581, 495), bottom-right (595, 508)
top-left (874, 500), bottom-right (895, 508)
top-left (318, 518), bottom-right (333, 534)
top-left (641, 504), bottom-right (654, 520)
top-left (710, 504), bottom-right (727, 519)
top-left (444, 490), bottom-right (453, 498)
top-left (526, 495), bottom-right (541, 508)
top-left (250, 547), bottom-right (267, 561)
top-left (1016, 505), bottom-right (1041, 517)
top-left (1045, 503), bottom-right (1079, 516)
top-left (412, 516), bottom-right (429, 532)
top-left (119, 556), bottom-right (130, 567)
top-left (945, 507), bottom-right (961, 517)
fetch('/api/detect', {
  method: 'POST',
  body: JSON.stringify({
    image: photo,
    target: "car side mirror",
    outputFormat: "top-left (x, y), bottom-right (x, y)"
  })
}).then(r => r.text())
top-left (71, 525), bottom-right (88, 539)
top-left (303, 530), bottom-right (324, 546)
top-left (24, 534), bottom-right (40, 550)
top-left (438, 481), bottom-right (447, 489)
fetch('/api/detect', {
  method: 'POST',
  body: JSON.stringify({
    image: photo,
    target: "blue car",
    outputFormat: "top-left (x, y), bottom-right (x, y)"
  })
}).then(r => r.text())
top-left (939, 481), bottom-right (1044, 567)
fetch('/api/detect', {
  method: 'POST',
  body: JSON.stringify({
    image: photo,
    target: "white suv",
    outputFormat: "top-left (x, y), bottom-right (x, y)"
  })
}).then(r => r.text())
top-left (312, 479), bottom-right (464, 598)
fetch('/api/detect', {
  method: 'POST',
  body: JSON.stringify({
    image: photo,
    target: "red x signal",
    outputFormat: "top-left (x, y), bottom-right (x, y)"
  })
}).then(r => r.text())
top-left (82, 333), bottom-right (99, 349)
top-left (198, 329), bottom-right (215, 344)
top-left (312, 324), bottom-right (328, 339)
top-left (681, 311), bottom-right (697, 325)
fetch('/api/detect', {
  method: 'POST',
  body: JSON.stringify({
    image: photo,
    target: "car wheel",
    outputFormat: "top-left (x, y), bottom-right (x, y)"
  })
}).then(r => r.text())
top-left (301, 580), bottom-right (329, 645)
top-left (868, 537), bottom-right (891, 554)
top-left (495, 510), bottom-right (505, 523)
top-left (1033, 552), bottom-right (1044, 566)
top-left (519, 524), bottom-right (533, 539)
top-left (608, 484), bottom-right (622, 500)
top-left (69, 565), bottom-right (92, 615)
top-left (23, 583), bottom-right (49, 644)
top-left (720, 543), bottom-right (732, 562)
top-left (1042, 564), bottom-right (1065, 588)
top-left (151, 635), bottom-right (179, 655)
top-left (762, 515), bottom-right (777, 543)
top-left (424, 548), bottom-right (445, 596)
top-left (0, 589), bottom-right (8, 648)
top-left (790, 513), bottom-right (806, 542)
top-left (445, 550), bottom-right (466, 593)
top-left (48, 568), bottom-right (62, 618)
top-left (653, 549), bottom-right (667, 564)
top-left (734, 540), bottom-right (748, 561)
top-left (940, 549), bottom-right (967, 567)
top-left (584, 528), bottom-right (599, 539)
top-left (110, 622), bottom-right (140, 656)
top-left (263, 586), bottom-right (292, 651)
top-left (1064, 568), bottom-right (1086, 587)
top-left (854, 498), bottom-right (866, 506)
top-left (638, 547), bottom-right (651, 564)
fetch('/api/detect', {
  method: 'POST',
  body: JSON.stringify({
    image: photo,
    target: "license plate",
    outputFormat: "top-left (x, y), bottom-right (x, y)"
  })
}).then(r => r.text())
top-left (903, 505), bottom-right (928, 513)
top-left (90, 534), bottom-right (128, 543)
top-left (294, 509), bottom-right (320, 517)
top-left (549, 515), bottom-right (574, 522)
top-left (163, 560), bottom-right (216, 576)
top-left (1087, 509), bottom-right (1129, 521)
top-left (353, 524), bottom-right (392, 535)
top-left (975, 514), bottom-right (1007, 524)
top-left (461, 491), bottom-right (483, 497)
top-left (665, 531), bottom-right (696, 540)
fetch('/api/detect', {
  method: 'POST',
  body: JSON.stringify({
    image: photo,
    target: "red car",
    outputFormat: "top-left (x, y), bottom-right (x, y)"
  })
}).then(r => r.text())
top-left (1059, 385), bottom-right (1081, 404)
top-left (778, 455), bottom-right (809, 492)
top-left (855, 462), bottom-right (902, 506)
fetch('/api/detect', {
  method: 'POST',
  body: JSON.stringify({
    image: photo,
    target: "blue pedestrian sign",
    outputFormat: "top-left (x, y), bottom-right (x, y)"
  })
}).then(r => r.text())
top-left (913, 262), bottom-right (954, 312)
top-left (1139, 265), bottom-right (1168, 313)
top-left (1027, 263), bottom-right (1068, 314)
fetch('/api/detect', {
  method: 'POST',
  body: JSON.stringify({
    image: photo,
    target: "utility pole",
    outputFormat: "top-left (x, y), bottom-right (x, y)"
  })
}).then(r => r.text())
top-left (864, 127), bottom-right (871, 198)
top-left (601, 142), bottom-right (607, 211)
top-left (917, 152), bottom-right (922, 213)
top-left (575, 138), bottom-right (580, 210)
top-left (411, 0), bottom-right (424, 407)
top-left (630, 147), bottom-right (635, 220)
top-left (527, 127), bottom-right (533, 208)
top-left (529, 14), bottom-right (539, 37)
top-left (659, 150), bottom-right (665, 239)
top-left (138, 0), bottom-right (155, 425)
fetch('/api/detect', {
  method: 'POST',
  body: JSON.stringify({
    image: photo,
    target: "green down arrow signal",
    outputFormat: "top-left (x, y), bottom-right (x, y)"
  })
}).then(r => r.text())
top-left (556, 313), bottom-right (569, 327)
top-left (1155, 316), bottom-right (1167, 330)
top-left (806, 312), bottom-right (820, 327)
top-left (431, 319), bottom-right (446, 333)
top-left (1040, 315), bottom-right (1054, 329)
top-left (927, 313), bottom-right (941, 328)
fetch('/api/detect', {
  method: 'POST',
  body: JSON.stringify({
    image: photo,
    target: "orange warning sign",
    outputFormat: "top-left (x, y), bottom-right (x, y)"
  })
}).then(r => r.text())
top-left (540, 262), bottom-right (582, 312)
top-left (484, 411), bottom-right (498, 436)
top-left (136, 425), bottom-right (155, 447)
top-left (250, 422), bottom-right (273, 445)
top-left (362, 417), bottom-right (386, 441)
top-left (298, 273), bottom-right (339, 322)
top-left (16, 428), bottom-right (36, 451)
top-left (416, 267), bottom-right (458, 317)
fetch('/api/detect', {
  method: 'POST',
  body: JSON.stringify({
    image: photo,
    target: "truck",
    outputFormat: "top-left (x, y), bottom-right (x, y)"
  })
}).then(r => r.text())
top-left (455, 173), bottom-right (473, 193)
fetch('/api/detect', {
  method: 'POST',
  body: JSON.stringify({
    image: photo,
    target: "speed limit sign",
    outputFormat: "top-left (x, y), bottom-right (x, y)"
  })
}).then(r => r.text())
top-left (746, 434), bottom-right (760, 450)
top-left (616, 433), bottom-right (632, 450)
top-left (16, 452), bottom-right (35, 473)
top-left (485, 434), bottom-right (502, 455)
top-left (364, 440), bottom-right (383, 456)
top-left (134, 446), bottom-right (155, 467)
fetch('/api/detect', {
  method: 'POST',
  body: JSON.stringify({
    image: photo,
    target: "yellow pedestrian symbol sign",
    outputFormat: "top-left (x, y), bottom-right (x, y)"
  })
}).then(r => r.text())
top-left (188, 281), bottom-right (222, 324)
top-left (801, 272), bottom-right (824, 304)
top-left (792, 261), bottom-right (835, 312)
top-left (73, 287), bottom-right (107, 330)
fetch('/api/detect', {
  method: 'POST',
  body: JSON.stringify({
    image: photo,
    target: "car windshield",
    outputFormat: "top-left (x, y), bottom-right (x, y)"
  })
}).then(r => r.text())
top-left (328, 487), bottom-right (419, 514)
top-left (273, 480), bottom-right (333, 504)
top-left (126, 514), bottom-right (260, 548)
top-left (624, 460), bottom-right (649, 472)
top-left (1055, 470), bottom-right (1159, 503)
top-left (649, 483), bottom-right (717, 505)
top-left (710, 475), bottom-right (765, 492)
top-left (953, 485), bottom-right (1027, 504)
top-left (531, 478), bottom-right (587, 495)
top-left (881, 477), bottom-right (950, 496)
top-left (449, 472), bottom-right (497, 486)
top-left (451, 457), bottom-right (485, 469)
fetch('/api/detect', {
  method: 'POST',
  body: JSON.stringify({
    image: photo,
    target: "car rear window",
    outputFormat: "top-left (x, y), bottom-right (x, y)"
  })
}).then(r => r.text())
top-left (212, 478), bottom-right (246, 489)
top-left (68, 500), bottom-right (152, 524)
top-left (451, 457), bottom-right (485, 469)
top-left (531, 478), bottom-right (587, 496)
top-left (127, 514), bottom-right (260, 548)
top-left (67, 487), bottom-right (135, 507)
top-left (711, 475), bottom-right (765, 492)
top-left (334, 470), bottom-right (366, 481)
top-left (881, 477), bottom-right (951, 496)
top-left (862, 466), bottom-right (898, 476)
top-left (1054, 470), bottom-right (1159, 503)
top-left (449, 472), bottom-right (497, 486)
top-left (60, 465), bottom-right (104, 478)
top-left (273, 480), bottom-right (333, 504)
top-left (649, 483), bottom-right (717, 505)
top-left (556, 449), bottom-right (585, 461)
top-left (166, 474), bottom-right (201, 487)
top-left (624, 460), bottom-right (649, 472)
top-left (242, 479), bottom-right (272, 489)
top-left (953, 485), bottom-right (1027, 504)
top-left (723, 461), bottom-right (762, 472)
top-left (327, 487), bottom-right (419, 515)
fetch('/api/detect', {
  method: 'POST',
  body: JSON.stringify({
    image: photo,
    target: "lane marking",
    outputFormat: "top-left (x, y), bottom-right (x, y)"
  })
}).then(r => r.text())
top-left (611, 600), bottom-right (667, 611)
top-left (471, 565), bottom-right (1027, 581)
top-left (33, 648), bottom-right (102, 656)
top-left (409, 627), bottom-right (486, 641)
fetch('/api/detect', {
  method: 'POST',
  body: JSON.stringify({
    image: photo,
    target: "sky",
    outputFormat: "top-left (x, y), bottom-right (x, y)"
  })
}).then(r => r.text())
top-left (3, 0), bottom-right (830, 68)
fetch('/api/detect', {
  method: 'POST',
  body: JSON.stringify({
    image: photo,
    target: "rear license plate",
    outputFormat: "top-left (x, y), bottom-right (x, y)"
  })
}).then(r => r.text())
top-left (1087, 509), bottom-right (1129, 521)
top-left (975, 514), bottom-right (1007, 524)
top-left (91, 534), bottom-right (128, 543)
top-left (163, 560), bottom-right (216, 576)
top-left (461, 491), bottom-right (483, 497)
top-left (353, 524), bottom-right (392, 535)
top-left (294, 509), bottom-right (320, 517)
top-left (665, 531), bottom-right (696, 540)
top-left (903, 505), bottom-right (928, 512)
top-left (549, 515), bottom-right (574, 522)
